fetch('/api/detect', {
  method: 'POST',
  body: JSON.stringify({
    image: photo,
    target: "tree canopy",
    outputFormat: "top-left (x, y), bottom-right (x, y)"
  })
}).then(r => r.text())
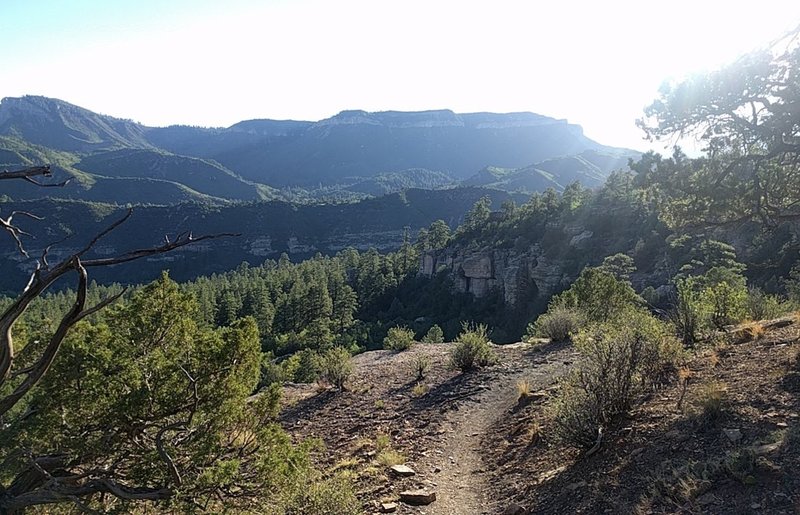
top-left (636, 26), bottom-right (800, 227)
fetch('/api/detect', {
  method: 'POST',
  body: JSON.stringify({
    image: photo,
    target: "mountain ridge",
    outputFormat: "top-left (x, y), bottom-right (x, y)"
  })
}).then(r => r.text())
top-left (0, 95), bottom-right (639, 206)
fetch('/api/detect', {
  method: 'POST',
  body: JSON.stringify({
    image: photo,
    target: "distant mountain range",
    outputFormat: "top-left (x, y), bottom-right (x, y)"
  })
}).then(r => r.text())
top-left (0, 96), bottom-right (638, 204)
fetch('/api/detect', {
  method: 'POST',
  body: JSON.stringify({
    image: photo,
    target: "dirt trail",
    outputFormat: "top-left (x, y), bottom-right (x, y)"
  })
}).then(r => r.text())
top-left (421, 343), bottom-right (576, 515)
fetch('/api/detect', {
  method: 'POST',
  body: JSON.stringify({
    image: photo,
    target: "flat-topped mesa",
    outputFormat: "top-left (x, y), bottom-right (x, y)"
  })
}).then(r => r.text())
top-left (315, 109), bottom-right (566, 129)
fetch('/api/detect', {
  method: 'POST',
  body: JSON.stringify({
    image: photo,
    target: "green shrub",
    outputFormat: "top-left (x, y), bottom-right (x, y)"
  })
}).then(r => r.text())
top-left (746, 287), bottom-right (786, 320)
top-left (703, 269), bottom-right (747, 329)
top-left (671, 276), bottom-right (707, 346)
top-left (785, 263), bottom-right (800, 305)
top-left (383, 326), bottom-right (415, 351)
top-left (293, 348), bottom-right (321, 383)
top-left (552, 310), bottom-right (682, 447)
top-left (409, 354), bottom-right (431, 381)
top-left (260, 352), bottom-right (285, 388)
top-left (318, 347), bottom-right (353, 389)
top-left (551, 267), bottom-right (641, 323)
top-left (282, 472), bottom-right (361, 515)
top-left (420, 324), bottom-right (444, 343)
top-left (527, 305), bottom-right (584, 342)
top-left (449, 323), bottom-right (496, 372)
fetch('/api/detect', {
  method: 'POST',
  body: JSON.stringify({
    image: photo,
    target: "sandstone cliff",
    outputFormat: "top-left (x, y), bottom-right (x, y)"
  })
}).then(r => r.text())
top-left (419, 245), bottom-right (567, 307)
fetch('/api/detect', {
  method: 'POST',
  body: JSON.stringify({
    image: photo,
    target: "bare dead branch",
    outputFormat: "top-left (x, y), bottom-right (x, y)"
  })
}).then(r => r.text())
top-left (1, 206), bottom-right (236, 415)
top-left (74, 288), bottom-right (129, 324)
top-left (0, 258), bottom-right (87, 417)
top-left (82, 232), bottom-right (239, 268)
top-left (0, 166), bottom-right (52, 182)
top-left (155, 421), bottom-right (185, 487)
top-left (2, 477), bottom-right (172, 512)
top-left (22, 176), bottom-right (71, 188)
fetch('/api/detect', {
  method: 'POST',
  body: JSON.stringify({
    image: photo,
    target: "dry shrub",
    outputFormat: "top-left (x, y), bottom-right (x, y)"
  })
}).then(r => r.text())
top-left (408, 354), bottom-right (431, 381)
top-left (449, 323), bottom-right (496, 372)
top-left (551, 309), bottom-right (682, 448)
top-left (411, 383), bottom-right (428, 397)
top-left (689, 380), bottom-right (727, 425)
top-left (527, 305), bottom-right (585, 342)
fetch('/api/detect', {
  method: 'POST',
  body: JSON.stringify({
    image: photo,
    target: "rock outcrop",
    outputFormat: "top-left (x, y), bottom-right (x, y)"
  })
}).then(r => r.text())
top-left (420, 245), bottom-right (566, 307)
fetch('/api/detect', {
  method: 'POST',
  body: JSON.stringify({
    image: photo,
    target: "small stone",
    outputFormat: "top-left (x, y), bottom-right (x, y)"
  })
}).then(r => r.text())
top-left (390, 464), bottom-right (416, 477)
top-left (723, 428), bottom-right (742, 444)
top-left (433, 466), bottom-right (442, 473)
top-left (750, 503), bottom-right (760, 510)
top-left (501, 503), bottom-right (526, 515)
top-left (696, 493), bottom-right (716, 505)
top-left (776, 422), bottom-right (788, 428)
top-left (399, 489), bottom-right (437, 505)
top-left (565, 481), bottom-right (587, 492)
top-left (380, 502), bottom-right (398, 513)
top-left (753, 442), bottom-right (781, 455)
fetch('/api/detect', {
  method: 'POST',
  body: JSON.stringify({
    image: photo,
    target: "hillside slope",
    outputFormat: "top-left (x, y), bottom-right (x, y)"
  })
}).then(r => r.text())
top-left (76, 149), bottom-right (267, 201)
top-left (278, 315), bottom-right (800, 514)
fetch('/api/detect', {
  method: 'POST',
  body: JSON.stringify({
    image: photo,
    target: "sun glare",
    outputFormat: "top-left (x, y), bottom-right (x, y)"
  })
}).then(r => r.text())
top-left (1, 0), bottom-right (799, 150)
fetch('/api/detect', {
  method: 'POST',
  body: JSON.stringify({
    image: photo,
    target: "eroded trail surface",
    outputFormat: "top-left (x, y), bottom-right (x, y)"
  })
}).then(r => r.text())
top-left (421, 343), bottom-right (576, 515)
top-left (280, 341), bottom-right (576, 515)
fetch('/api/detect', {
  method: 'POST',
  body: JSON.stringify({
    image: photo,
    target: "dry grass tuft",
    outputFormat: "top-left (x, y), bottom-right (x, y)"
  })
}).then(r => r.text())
top-left (411, 383), bottom-right (428, 398)
top-left (689, 380), bottom-right (727, 425)
top-left (516, 379), bottom-right (532, 400)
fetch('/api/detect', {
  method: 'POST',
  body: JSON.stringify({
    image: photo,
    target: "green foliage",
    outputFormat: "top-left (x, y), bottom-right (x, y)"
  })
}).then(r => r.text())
top-left (292, 348), bottom-right (322, 383)
top-left (419, 219), bottom-right (452, 251)
top-left (637, 30), bottom-right (800, 227)
top-left (787, 263), bottom-right (800, 305)
top-left (1, 273), bottom-right (326, 511)
top-left (409, 354), bottom-right (431, 381)
top-left (421, 324), bottom-right (444, 343)
top-left (260, 352), bottom-right (286, 387)
top-left (383, 325), bottom-right (416, 351)
top-left (449, 323), bottom-right (496, 372)
top-left (458, 196), bottom-right (492, 235)
top-left (671, 276), bottom-right (707, 346)
top-left (317, 347), bottom-right (354, 389)
top-left (526, 305), bottom-right (584, 342)
top-left (597, 253), bottom-right (636, 283)
top-left (550, 267), bottom-right (640, 324)
top-left (704, 268), bottom-right (748, 329)
top-left (552, 309), bottom-right (682, 448)
top-left (280, 472), bottom-right (362, 515)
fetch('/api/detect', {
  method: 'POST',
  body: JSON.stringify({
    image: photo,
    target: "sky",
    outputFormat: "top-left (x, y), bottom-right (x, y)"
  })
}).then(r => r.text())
top-left (2, 0), bottom-right (800, 151)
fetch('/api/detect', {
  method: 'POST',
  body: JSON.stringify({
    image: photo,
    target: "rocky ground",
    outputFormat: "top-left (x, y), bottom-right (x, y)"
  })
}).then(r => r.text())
top-left (280, 314), bottom-right (800, 514)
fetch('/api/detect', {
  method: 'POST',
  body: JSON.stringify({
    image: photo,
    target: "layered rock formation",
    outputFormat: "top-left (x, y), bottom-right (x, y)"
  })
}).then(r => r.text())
top-left (419, 245), bottom-right (567, 307)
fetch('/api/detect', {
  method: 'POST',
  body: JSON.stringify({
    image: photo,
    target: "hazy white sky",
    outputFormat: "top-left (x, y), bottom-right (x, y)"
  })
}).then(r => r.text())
top-left (2, 0), bottom-right (799, 150)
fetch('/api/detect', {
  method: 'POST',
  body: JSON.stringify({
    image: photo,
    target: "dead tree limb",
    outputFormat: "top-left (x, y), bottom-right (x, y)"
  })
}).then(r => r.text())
top-left (0, 208), bottom-right (237, 417)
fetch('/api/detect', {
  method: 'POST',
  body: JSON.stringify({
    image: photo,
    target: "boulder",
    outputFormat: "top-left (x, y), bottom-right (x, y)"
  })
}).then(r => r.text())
top-left (723, 428), bottom-right (742, 444)
top-left (389, 464), bottom-right (416, 477)
top-left (399, 489), bottom-right (437, 505)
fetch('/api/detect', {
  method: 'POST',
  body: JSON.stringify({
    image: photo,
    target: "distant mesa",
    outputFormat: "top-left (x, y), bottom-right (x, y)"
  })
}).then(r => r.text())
top-left (0, 95), bottom-right (638, 203)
